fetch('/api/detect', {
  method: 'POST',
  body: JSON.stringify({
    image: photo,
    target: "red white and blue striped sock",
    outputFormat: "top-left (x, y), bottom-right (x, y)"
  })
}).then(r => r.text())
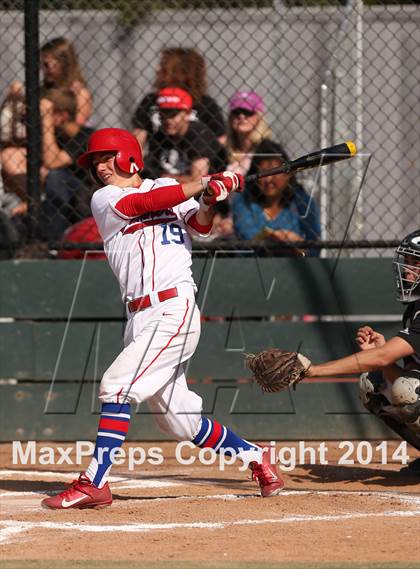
top-left (192, 417), bottom-right (263, 465)
top-left (85, 402), bottom-right (131, 488)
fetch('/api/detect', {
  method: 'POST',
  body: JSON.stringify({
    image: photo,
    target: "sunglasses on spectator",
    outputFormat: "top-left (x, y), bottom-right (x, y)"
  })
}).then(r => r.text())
top-left (230, 108), bottom-right (256, 118)
top-left (159, 108), bottom-right (184, 118)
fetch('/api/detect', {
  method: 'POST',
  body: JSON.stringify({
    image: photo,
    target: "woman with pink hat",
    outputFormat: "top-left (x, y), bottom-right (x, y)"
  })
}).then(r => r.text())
top-left (208, 91), bottom-right (272, 240)
top-left (226, 90), bottom-right (272, 176)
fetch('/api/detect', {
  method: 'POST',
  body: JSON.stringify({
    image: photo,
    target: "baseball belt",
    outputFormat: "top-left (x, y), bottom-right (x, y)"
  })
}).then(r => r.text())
top-left (127, 287), bottom-right (178, 313)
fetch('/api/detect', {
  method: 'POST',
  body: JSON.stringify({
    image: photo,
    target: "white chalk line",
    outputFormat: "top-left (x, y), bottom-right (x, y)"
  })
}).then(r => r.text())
top-left (2, 467), bottom-right (420, 544)
top-left (114, 480), bottom-right (180, 489)
top-left (2, 488), bottom-right (420, 508)
top-left (4, 469), bottom-right (418, 506)
top-left (0, 469), bottom-right (182, 489)
top-left (0, 525), bottom-right (27, 544)
top-left (1, 488), bottom-right (419, 546)
top-left (0, 470), bottom-right (129, 482)
top-left (0, 491), bottom-right (45, 498)
top-left (1, 509), bottom-right (420, 545)
top-left (0, 491), bottom-right (239, 500)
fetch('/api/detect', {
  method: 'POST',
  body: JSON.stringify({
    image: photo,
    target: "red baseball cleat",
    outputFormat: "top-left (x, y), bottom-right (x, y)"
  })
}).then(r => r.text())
top-left (250, 449), bottom-right (285, 497)
top-left (41, 473), bottom-right (112, 510)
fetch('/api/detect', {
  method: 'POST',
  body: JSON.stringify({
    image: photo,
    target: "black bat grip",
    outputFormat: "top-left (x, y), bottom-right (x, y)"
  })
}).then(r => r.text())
top-left (245, 164), bottom-right (289, 184)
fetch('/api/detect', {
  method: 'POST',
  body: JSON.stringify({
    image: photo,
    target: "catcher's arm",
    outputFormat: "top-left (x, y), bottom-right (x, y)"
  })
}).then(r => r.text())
top-left (307, 337), bottom-right (414, 378)
top-left (246, 337), bottom-right (415, 394)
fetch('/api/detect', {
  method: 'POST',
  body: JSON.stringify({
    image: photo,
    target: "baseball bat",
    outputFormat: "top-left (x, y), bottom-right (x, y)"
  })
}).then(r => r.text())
top-left (245, 140), bottom-right (357, 183)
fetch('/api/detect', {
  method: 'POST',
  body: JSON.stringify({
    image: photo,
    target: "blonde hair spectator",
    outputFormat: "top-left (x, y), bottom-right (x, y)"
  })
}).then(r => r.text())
top-left (41, 37), bottom-right (93, 126)
top-left (226, 91), bottom-right (272, 176)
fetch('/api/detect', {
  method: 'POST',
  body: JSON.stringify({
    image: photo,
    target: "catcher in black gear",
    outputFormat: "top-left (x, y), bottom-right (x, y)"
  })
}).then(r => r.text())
top-left (246, 230), bottom-right (420, 475)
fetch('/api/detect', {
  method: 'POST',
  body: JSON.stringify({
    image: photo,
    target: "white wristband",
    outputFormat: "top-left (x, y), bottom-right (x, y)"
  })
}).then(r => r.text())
top-left (198, 193), bottom-right (212, 212)
top-left (201, 176), bottom-right (211, 191)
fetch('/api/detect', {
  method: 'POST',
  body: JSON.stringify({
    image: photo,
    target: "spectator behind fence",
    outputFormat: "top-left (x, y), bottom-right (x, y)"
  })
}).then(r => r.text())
top-left (232, 140), bottom-right (321, 256)
top-left (0, 82), bottom-right (26, 148)
top-left (5, 37), bottom-right (93, 128)
top-left (41, 37), bottom-right (93, 126)
top-left (203, 90), bottom-right (273, 241)
top-left (226, 90), bottom-right (272, 176)
top-left (39, 89), bottom-right (95, 241)
top-left (144, 87), bottom-right (227, 183)
top-left (0, 83), bottom-right (50, 228)
top-left (132, 47), bottom-right (226, 148)
top-left (0, 83), bottom-right (28, 218)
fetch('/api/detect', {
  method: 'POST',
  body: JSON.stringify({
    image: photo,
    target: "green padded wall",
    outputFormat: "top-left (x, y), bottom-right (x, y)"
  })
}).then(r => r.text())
top-left (1, 382), bottom-right (393, 441)
top-left (0, 258), bottom-right (402, 441)
top-left (0, 321), bottom-right (399, 381)
top-left (0, 257), bottom-right (400, 318)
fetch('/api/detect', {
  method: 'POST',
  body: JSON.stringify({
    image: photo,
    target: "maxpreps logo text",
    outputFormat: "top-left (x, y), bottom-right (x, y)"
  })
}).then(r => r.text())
top-left (12, 440), bottom-right (409, 472)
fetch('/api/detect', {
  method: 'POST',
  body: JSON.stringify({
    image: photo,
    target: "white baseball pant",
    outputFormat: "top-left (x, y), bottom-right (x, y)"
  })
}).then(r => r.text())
top-left (99, 287), bottom-right (203, 441)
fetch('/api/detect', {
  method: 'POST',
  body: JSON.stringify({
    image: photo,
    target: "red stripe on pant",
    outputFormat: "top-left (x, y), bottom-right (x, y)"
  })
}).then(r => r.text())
top-left (202, 420), bottom-right (223, 448)
top-left (131, 299), bottom-right (190, 387)
top-left (151, 225), bottom-right (156, 290)
top-left (99, 417), bottom-right (129, 433)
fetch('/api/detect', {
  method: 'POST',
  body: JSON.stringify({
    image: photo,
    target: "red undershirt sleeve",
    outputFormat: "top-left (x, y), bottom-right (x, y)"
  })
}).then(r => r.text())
top-left (111, 184), bottom-right (186, 219)
top-left (185, 211), bottom-right (213, 234)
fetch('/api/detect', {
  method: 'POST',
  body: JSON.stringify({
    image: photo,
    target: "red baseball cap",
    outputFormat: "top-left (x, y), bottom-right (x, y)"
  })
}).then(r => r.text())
top-left (157, 87), bottom-right (193, 111)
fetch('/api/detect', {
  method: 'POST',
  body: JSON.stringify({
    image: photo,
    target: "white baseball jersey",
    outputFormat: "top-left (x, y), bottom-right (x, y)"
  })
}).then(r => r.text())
top-left (91, 177), bottom-right (209, 303)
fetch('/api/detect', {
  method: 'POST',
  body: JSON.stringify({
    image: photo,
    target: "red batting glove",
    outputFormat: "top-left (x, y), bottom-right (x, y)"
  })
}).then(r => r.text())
top-left (201, 171), bottom-right (244, 206)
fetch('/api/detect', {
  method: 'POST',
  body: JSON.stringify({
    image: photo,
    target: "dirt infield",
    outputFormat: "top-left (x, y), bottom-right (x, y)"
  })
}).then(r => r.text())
top-left (1, 441), bottom-right (419, 568)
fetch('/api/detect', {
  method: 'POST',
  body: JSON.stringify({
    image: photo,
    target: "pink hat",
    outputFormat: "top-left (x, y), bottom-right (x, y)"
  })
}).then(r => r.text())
top-left (157, 87), bottom-right (193, 110)
top-left (229, 91), bottom-right (265, 113)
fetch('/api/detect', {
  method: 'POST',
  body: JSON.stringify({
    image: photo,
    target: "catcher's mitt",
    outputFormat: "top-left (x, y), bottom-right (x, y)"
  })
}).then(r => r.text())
top-left (245, 349), bottom-right (312, 393)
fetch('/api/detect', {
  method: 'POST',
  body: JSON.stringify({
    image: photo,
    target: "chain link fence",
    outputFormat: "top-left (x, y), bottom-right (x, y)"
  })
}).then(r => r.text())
top-left (0, 0), bottom-right (418, 259)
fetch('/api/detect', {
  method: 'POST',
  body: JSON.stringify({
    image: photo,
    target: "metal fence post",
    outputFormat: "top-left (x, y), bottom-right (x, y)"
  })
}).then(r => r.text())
top-left (24, 0), bottom-right (41, 237)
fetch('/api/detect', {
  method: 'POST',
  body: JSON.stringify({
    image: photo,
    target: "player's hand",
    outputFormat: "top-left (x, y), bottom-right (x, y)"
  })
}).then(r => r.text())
top-left (201, 171), bottom-right (244, 206)
top-left (356, 326), bottom-right (386, 351)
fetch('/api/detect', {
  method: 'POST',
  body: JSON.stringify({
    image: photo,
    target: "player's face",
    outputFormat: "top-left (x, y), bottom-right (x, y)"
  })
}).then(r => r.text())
top-left (403, 255), bottom-right (420, 283)
top-left (92, 152), bottom-right (118, 185)
top-left (257, 158), bottom-right (290, 198)
top-left (160, 109), bottom-right (190, 137)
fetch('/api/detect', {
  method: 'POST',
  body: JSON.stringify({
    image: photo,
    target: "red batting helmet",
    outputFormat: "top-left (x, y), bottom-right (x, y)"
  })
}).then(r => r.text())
top-left (77, 128), bottom-right (144, 174)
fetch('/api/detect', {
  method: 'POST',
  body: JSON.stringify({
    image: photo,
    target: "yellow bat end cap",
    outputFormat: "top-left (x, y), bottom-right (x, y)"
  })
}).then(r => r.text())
top-left (346, 141), bottom-right (357, 156)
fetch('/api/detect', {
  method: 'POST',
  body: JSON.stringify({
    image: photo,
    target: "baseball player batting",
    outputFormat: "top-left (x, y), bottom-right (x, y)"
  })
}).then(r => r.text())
top-left (247, 230), bottom-right (420, 475)
top-left (42, 126), bottom-right (284, 509)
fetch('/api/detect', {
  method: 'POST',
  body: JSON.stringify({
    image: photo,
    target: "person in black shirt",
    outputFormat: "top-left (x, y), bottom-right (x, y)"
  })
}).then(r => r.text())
top-left (39, 89), bottom-right (94, 240)
top-left (144, 87), bottom-right (226, 183)
top-left (131, 48), bottom-right (226, 148)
